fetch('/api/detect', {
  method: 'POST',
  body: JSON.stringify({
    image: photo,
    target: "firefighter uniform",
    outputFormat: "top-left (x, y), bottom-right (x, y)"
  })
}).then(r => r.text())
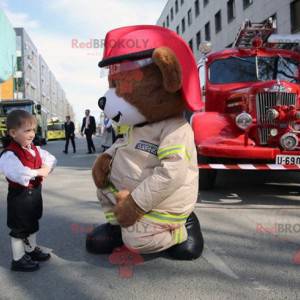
top-left (97, 116), bottom-right (199, 253)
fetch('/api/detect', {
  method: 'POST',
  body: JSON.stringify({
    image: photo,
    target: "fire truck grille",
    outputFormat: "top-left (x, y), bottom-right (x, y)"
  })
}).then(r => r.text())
top-left (256, 92), bottom-right (297, 145)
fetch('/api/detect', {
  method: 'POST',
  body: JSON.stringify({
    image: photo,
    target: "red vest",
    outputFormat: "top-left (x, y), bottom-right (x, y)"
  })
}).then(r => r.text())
top-left (4, 141), bottom-right (43, 188)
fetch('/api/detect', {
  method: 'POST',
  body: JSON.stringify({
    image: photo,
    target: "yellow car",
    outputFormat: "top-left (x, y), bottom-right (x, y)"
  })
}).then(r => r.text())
top-left (47, 122), bottom-right (65, 141)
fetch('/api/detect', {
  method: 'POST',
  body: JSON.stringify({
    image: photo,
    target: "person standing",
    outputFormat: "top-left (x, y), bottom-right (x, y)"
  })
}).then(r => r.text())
top-left (101, 116), bottom-right (113, 151)
top-left (81, 109), bottom-right (96, 154)
top-left (0, 110), bottom-right (56, 272)
top-left (63, 115), bottom-right (76, 154)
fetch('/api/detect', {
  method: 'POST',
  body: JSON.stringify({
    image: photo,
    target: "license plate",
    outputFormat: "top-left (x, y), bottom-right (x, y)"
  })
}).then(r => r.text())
top-left (276, 155), bottom-right (300, 165)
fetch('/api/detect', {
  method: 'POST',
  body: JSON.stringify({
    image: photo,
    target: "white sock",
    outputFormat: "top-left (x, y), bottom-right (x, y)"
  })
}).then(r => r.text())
top-left (23, 233), bottom-right (37, 253)
top-left (11, 238), bottom-right (25, 261)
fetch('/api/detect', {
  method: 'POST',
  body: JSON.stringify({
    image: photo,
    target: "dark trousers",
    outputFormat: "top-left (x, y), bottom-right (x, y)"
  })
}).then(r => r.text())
top-left (7, 185), bottom-right (42, 239)
top-left (85, 130), bottom-right (95, 153)
top-left (65, 134), bottom-right (76, 153)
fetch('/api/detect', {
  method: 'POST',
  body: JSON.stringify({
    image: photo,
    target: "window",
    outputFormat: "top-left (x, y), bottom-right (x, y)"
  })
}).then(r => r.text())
top-left (175, 0), bottom-right (179, 13)
top-left (182, 18), bottom-right (186, 33)
top-left (227, 0), bottom-right (235, 23)
top-left (209, 56), bottom-right (300, 84)
top-left (215, 10), bottom-right (222, 33)
top-left (204, 0), bottom-right (209, 7)
top-left (171, 7), bottom-right (174, 20)
top-left (205, 22), bottom-right (211, 41)
top-left (176, 25), bottom-right (180, 34)
top-left (167, 15), bottom-right (170, 27)
top-left (291, 0), bottom-right (300, 33)
top-left (196, 31), bottom-right (201, 49)
top-left (243, 0), bottom-right (253, 9)
top-left (195, 0), bottom-right (200, 17)
top-left (188, 9), bottom-right (192, 26)
top-left (189, 39), bottom-right (194, 53)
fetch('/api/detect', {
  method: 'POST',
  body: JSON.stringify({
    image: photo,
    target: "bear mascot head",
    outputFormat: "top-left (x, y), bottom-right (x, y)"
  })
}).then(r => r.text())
top-left (86, 25), bottom-right (204, 260)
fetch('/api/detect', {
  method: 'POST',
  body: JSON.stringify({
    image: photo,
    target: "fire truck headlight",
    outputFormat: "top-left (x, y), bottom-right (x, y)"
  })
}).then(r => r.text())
top-left (280, 133), bottom-right (298, 150)
top-left (235, 112), bottom-right (253, 130)
top-left (270, 128), bottom-right (278, 137)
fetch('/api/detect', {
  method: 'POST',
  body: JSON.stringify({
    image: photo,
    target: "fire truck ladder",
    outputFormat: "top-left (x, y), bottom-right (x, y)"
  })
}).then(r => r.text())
top-left (233, 19), bottom-right (276, 48)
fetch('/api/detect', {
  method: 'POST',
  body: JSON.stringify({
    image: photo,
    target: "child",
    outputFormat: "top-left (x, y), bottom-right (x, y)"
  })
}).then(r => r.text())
top-left (0, 110), bottom-right (57, 272)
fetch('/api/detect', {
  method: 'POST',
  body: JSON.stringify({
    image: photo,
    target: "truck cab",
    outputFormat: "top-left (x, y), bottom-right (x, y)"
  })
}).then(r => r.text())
top-left (0, 100), bottom-right (48, 147)
top-left (192, 19), bottom-right (300, 189)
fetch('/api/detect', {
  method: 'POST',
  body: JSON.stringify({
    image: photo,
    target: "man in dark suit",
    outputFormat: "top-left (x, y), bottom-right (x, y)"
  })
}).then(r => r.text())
top-left (63, 115), bottom-right (76, 154)
top-left (81, 109), bottom-right (96, 154)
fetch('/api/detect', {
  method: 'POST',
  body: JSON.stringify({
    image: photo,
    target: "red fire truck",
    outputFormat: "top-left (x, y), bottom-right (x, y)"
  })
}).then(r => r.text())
top-left (191, 19), bottom-right (300, 190)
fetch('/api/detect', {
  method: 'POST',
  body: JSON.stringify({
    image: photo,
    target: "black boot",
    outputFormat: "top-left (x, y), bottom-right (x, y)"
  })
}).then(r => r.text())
top-left (26, 247), bottom-right (51, 262)
top-left (86, 223), bottom-right (123, 254)
top-left (11, 254), bottom-right (40, 272)
top-left (166, 212), bottom-right (204, 260)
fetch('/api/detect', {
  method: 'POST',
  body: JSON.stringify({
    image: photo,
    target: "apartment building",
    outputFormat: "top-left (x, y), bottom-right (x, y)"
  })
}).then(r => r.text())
top-left (157, 0), bottom-right (300, 60)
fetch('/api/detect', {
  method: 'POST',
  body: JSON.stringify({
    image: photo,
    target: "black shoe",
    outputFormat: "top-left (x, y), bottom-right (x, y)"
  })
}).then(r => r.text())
top-left (26, 247), bottom-right (51, 262)
top-left (11, 254), bottom-right (40, 272)
top-left (86, 223), bottom-right (123, 254)
top-left (86, 151), bottom-right (92, 154)
top-left (73, 150), bottom-right (76, 153)
top-left (166, 212), bottom-right (204, 260)
top-left (63, 150), bottom-right (68, 154)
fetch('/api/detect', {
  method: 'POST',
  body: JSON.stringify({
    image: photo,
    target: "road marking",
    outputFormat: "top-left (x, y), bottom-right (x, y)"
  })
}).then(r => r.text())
top-left (202, 245), bottom-right (239, 279)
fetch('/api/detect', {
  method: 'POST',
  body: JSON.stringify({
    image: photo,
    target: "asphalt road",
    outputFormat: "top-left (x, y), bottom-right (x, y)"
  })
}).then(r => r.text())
top-left (0, 137), bottom-right (299, 300)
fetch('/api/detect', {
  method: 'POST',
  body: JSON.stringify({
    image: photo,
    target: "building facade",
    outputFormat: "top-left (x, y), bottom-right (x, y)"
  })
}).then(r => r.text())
top-left (157, 0), bottom-right (300, 61)
top-left (0, 23), bottom-right (74, 121)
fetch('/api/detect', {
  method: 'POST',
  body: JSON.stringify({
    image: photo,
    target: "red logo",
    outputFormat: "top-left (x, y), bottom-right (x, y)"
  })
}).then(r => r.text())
top-left (109, 245), bottom-right (144, 278)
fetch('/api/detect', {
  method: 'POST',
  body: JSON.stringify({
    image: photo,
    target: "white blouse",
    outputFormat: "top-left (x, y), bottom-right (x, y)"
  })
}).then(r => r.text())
top-left (0, 146), bottom-right (57, 187)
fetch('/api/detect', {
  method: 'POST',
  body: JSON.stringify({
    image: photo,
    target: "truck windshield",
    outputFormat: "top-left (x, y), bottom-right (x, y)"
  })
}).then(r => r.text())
top-left (209, 56), bottom-right (300, 84)
top-left (48, 124), bottom-right (64, 131)
top-left (1, 104), bottom-right (33, 116)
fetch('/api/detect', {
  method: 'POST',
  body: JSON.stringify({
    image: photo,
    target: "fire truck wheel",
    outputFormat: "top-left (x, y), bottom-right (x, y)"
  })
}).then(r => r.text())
top-left (198, 156), bottom-right (217, 190)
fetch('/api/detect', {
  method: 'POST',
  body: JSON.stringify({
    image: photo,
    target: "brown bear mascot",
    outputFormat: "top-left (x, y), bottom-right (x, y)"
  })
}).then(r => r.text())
top-left (86, 25), bottom-right (204, 260)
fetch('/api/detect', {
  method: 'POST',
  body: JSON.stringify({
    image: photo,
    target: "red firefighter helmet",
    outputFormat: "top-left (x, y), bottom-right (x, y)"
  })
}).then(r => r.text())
top-left (98, 25), bottom-right (203, 111)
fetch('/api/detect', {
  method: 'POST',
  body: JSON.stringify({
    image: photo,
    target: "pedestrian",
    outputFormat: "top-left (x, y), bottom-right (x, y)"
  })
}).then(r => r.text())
top-left (63, 115), bottom-right (76, 154)
top-left (0, 110), bottom-right (56, 272)
top-left (81, 109), bottom-right (96, 154)
top-left (101, 116), bottom-right (113, 151)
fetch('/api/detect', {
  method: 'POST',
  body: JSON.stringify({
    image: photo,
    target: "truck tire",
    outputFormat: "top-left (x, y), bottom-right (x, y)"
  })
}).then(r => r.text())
top-left (198, 155), bottom-right (217, 190)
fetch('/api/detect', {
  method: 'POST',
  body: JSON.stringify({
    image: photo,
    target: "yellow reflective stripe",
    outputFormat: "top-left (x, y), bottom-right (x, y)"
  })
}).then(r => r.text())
top-left (107, 183), bottom-right (118, 195)
top-left (144, 211), bottom-right (188, 224)
top-left (104, 212), bottom-right (117, 221)
top-left (158, 149), bottom-right (185, 160)
top-left (157, 145), bottom-right (191, 161)
top-left (157, 144), bottom-right (185, 153)
top-left (172, 226), bottom-right (185, 244)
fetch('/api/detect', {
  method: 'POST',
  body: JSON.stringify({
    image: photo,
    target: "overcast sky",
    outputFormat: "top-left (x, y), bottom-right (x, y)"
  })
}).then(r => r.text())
top-left (0, 0), bottom-right (167, 123)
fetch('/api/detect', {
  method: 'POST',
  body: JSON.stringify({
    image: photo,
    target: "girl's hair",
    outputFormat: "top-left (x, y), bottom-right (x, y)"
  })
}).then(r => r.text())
top-left (6, 109), bottom-right (37, 130)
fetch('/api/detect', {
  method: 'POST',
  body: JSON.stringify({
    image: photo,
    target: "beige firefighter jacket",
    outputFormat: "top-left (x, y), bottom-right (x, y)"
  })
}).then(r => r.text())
top-left (104, 116), bottom-right (199, 216)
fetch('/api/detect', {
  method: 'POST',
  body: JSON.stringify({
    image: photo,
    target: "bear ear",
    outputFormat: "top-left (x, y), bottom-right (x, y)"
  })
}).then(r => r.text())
top-left (152, 47), bottom-right (182, 93)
